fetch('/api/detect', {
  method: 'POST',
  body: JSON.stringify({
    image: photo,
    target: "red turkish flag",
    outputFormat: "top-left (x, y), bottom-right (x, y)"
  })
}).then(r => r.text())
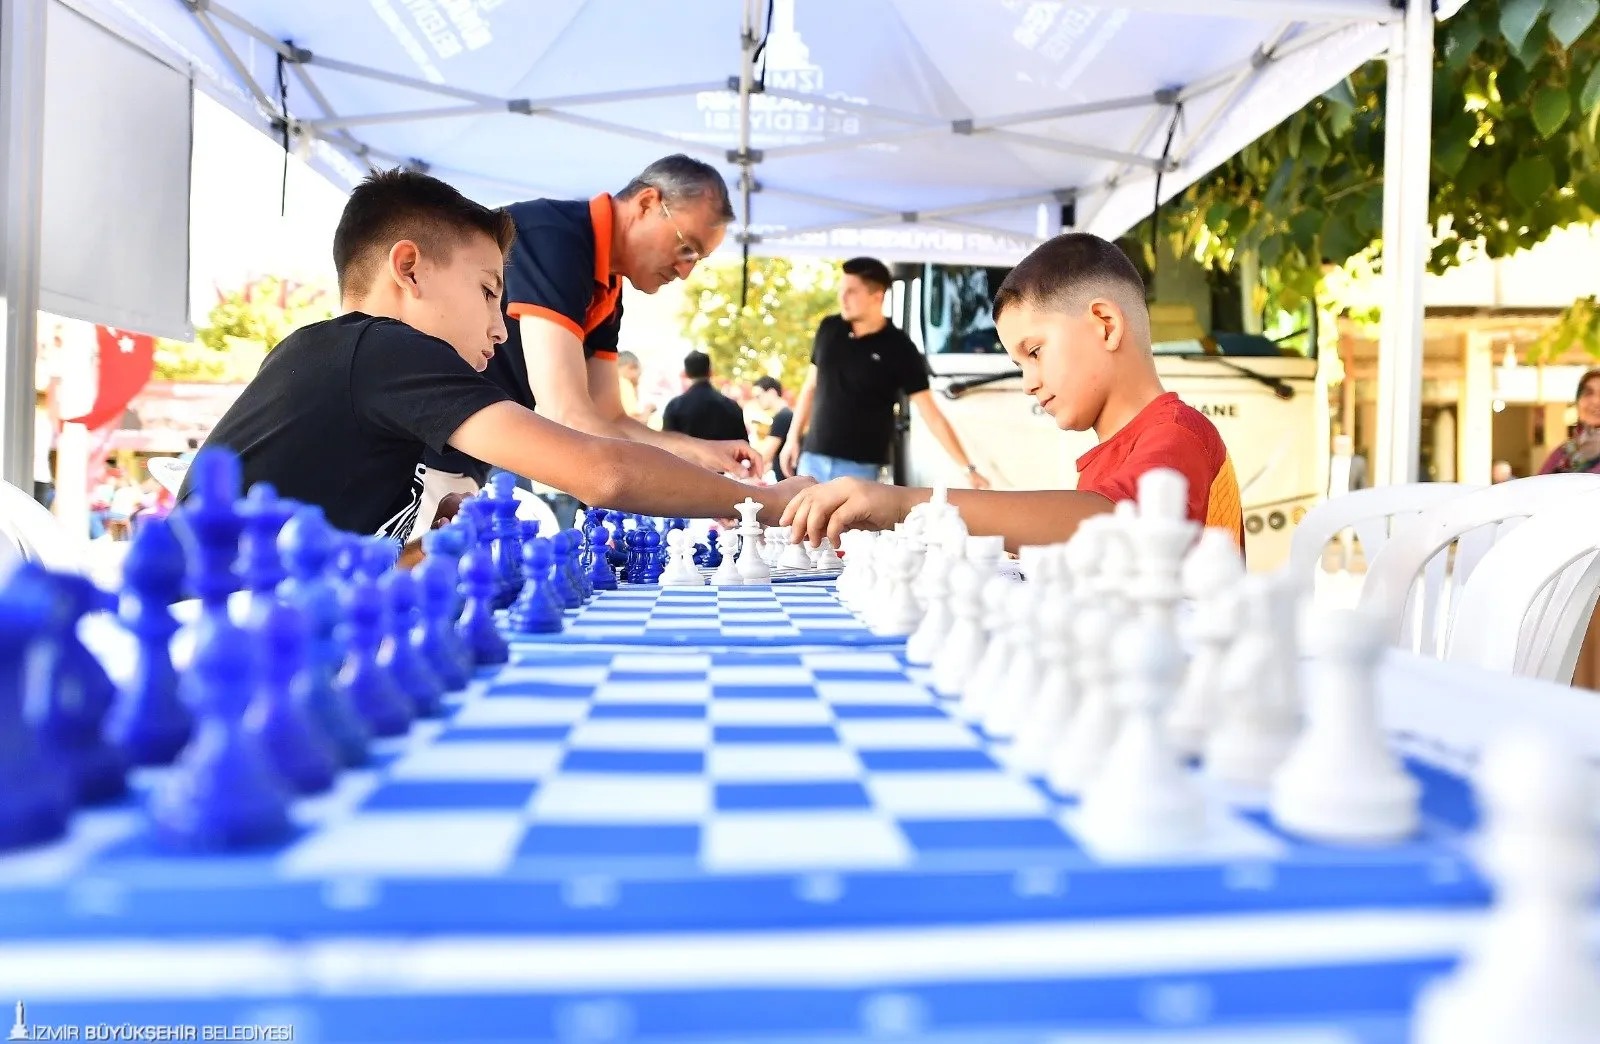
top-left (63, 325), bottom-right (155, 431)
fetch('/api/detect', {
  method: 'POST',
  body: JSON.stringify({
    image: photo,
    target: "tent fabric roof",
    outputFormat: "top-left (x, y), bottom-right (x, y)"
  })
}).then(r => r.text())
top-left (91, 0), bottom-right (1403, 264)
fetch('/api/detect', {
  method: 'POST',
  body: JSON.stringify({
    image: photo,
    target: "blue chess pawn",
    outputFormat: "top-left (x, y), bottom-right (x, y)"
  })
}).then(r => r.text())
top-left (568, 528), bottom-right (593, 601)
top-left (550, 531), bottom-right (582, 608)
top-left (586, 521), bottom-right (617, 591)
top-left (0, 567), bottom-right (72, 850)
top-left (357, 537), bottom-right (398, 583)
top-left (640, 528), bottom-right (664, 584)
top-left (508, 538), bottom-right (564, 634)
top-left (458, 543), bottom-right (509, 667)
top-left (488, 473), bottom-right (524, 609)
top-left (519, 519), bottom-right (541, 547)
top-left (33, 569), bottom-right (126, 805)
top-left (380, 571), bottom-right (446, 717)
top-left (245, 598), bottom-right (337, 795)
top-left (336, 576), bottom-right (414, 737)
top-left (704, 527), bottom-right (724, 567)
top-left (411, 554), bottom-right (471, 691)
top-left (105, 518), bottom-right (192, 766)
top-left (278, 507), bottom-right (369, 767)
top-left (422, 526), bottom-right (471, 624)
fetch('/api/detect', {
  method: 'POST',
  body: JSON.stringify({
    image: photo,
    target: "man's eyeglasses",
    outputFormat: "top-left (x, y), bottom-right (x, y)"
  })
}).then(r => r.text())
top-left (659, 198), bottom-right (703, 265)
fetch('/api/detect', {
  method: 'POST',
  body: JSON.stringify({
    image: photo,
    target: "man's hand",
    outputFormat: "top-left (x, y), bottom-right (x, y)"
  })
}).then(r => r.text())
top-left (779, 438), bottom-right (802, 478)
top-left (752, 475), bottom-right (816, 527)
top-left (690, 439), bottom-right (760, 478)
top-left (782, 478), bottom-right (914, 547)
top-left (968, 468), bottom-right (992, 491)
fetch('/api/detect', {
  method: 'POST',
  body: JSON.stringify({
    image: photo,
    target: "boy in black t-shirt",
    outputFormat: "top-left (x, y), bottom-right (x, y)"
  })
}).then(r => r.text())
top-left (184, 170), bottom-right (811, 549)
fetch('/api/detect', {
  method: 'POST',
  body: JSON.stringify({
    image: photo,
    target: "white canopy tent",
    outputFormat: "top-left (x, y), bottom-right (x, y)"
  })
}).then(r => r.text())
top-left (0, 0), bottom-right (1451, 492)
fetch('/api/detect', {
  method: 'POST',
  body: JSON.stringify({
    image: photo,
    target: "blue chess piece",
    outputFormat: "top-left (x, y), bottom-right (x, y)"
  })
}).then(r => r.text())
top-left (357, 537), bottom-right (398, 583)
top-left (640, 528), bottom-right (664, 584)
top-left (704, 527), bottom-right (724, 567)
top-left (586, 521), bottom-right (617, 591)
top-left (337, 576), bottom-right (414, 737)
top-left (458, 542), bottom-right (509, 667)
top-left (238, 483), bottom-right (293, 615)
top-left (488, 473), bottom-right (524, 609)
top-left (411, 554), bottom-right (471, 691)
top-left (559, 528), bottom-right (587, 603)
top-left (278, 507), bottom-right (369, 767)
top-left (33, 569), bottom-right (126, 805)
top-left (621, 529), bottom-right (642, 584)
top-left (0, 567), bottom-right (72, 850)
top-left (150, 447), bottom-right (292, 851)
top-left (508, 538), bottom-right (564, 634)
top-left (245, 597), bottom-right (337, 795)
top-left (380, 571), bottom-right (445, 717)
top-left (105, 518), bottom-right (192, 766)
top-left (459, 495), bottom-right (502, 602)
top-left (519, 519), bottom-right (541, 547)
top-left (548, 531), bottom-right (582, 608)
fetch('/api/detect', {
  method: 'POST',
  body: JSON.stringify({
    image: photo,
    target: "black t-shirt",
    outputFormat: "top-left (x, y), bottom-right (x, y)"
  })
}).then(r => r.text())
top-left (180, 313), bottom-right (509, 538)
top-left (769, 406), bottom-right (794, 479)
top-left (425, 195), bottom-right (623, 485)
top-left (661, 381), bottom-right (747, 442)
top-left (804, 315), bottom-right (930, 465)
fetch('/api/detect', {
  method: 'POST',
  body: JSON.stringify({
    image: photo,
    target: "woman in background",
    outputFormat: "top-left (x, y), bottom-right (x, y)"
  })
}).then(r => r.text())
top-left (1538, 367), bottom-right (1600, 691)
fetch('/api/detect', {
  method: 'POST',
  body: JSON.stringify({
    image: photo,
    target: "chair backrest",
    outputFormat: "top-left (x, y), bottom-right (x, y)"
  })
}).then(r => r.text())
top-left (1359, 473), bottom-right (1600, 656)
top-left (1444, 487), bottom-right (1600, 684)
top-left (0, 480), bottom-right (85, 573)
top-left (1286, 483), bottom-right (1480, 593)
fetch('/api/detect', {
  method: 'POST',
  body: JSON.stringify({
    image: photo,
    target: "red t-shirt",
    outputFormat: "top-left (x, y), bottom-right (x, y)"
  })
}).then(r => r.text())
top-left (1075, 392), bottom-right (1243, 549)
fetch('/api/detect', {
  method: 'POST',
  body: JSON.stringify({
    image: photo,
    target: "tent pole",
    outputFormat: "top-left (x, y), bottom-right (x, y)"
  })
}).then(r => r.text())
top-left (1374, 0), bottom-right (1433, 486)
top-left (0, 0), bottom-right (46, 491)
top-left (736, 0), bottom-right (757, 305)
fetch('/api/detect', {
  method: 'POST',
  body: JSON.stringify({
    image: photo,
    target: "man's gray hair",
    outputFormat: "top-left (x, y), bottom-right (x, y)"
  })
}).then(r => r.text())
top-left (618, 154), bottom-right (734, 223)
top-left (616, 350), bottom-right (641, 368)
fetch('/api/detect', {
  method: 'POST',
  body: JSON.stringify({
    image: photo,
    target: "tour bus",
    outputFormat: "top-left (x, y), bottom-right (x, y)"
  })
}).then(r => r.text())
top-left (889, 251), bottom-right (1324, 572)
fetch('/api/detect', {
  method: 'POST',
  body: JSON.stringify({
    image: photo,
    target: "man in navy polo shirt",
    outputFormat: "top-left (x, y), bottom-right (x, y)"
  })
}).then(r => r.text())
top-left (418, 155), bottom-right (758, 527)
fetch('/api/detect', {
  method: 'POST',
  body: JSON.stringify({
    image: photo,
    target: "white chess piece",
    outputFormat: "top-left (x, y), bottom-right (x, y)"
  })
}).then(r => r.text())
top-left (778, 531), bottom-right (813, 570)
top-left (1270, 608), bottom-right (1418, 843)
top-left (1205, 575), bottom-right (1302, 786)
top-left (871, 541), bottom-right (923, 637)
top-left (811, 537), bottom-right (844, 573)
top-left (1411, 729), bottom-right (1600, 1044)
top-left (905, 543), bottom-right (956, 666)
top-left (965, 534), bottom-right (1005, 580)
top-left (734, 498), bottom-right (771, 585)
top-left (864, 532), bottom-right (903, 631)
top-left (1012, 589), bottom-right (1076, 774)
top-left (1130, 468), bottom-right (1198, 627)
top-left (837, 530), bottom-right (876, 610)
top-left (709, 530), bottom-right (742, 586)
top-left (984, 582), bottom-right (1044, 740)
top-left (1076, 613), bottom-right (1207, 855)
top-left (658, 530), bottom-right (706, 587)
top-left (1046, 605), bottom-right (1122, 797)
top-left (931, 557), bottom-right (985, 698)
top-left (1166, 528), bottom-right (1246, 757)
top-left (956, 569), bottom-right (1016, 722)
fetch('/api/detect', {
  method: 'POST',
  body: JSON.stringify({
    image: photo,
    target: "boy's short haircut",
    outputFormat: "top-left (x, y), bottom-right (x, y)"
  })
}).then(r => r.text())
top-left (683, 350), bottom-right (712, 380)
top-left (841, 257), bottom-right (893, 294)
top-left (992, 232), bottom-right (1151, 343)
top-left (616, 350), bottom-right (641, 370)
top-left (332, 168), bottom-right (517, 298)
top-left (754, 375), bottom-right (783, 396)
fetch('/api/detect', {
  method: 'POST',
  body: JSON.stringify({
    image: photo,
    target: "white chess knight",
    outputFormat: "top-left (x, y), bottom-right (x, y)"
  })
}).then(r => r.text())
top-left (1270, 607), bottom-right (1418, 843)
top-left (1412, 729), bottom-right (1600, 1044)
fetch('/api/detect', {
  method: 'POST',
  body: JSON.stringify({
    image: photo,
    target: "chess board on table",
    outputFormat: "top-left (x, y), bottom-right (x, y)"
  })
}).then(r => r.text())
top-left (618, 562), bottom-right (844, 587)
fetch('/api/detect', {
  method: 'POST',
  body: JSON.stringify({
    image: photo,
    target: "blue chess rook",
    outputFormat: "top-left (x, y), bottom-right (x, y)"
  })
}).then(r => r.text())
top-left (104, 518), bottom-right (192, 766)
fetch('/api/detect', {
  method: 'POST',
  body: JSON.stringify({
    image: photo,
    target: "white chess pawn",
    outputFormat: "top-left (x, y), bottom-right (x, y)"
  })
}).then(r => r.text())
top-left (1205, 575), bottom-right (1301, 786)
top-left (984, 582), bottom-right (1044, 740)
top-left (709, 529), bottom-right (742, 587)
top-left (871, 541), bottom-right (923, 637)
top-left (905, 543), bottom-right (956, 666)
top-left (1046, 605), bottom-right (1122, 797)
top-left (762, 526), bottom-right (783, 566)
top-left (1166, 527), bottom-right (1246, 757)
top-left (931, 557), bottom-right (985, 698)
top-left (1012, 591), bottom-right (1076, 774)
top-left (965, 534), bottom-right (1005, 580)
top-left (811, 536), bottom-right (844, 573)
top-left (778, 531), bottom-right (813, 570)
top-left (955, 570), bottom-right (1016, 721)
top-left (1270, 608), bottom-right (1418, 843)
top-left (865, 532), bottom-right (904, 631)
top-left (1412, 729), bottom-right (1600, 1044)
top-left (838, 530), bottom-right (876, 610)
top-left (659, 529), bottom-right (706, 587)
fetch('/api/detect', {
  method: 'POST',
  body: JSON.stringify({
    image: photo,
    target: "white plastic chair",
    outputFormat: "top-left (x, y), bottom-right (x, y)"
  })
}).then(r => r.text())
top-left (1445, 487), bottom-right (1600, 684)
top-left (0, 480), bottom-right (86, 572)
top-left (1286, 483), bottom-right (1481, 595)
top-left (1358, 473), bottom-right (1600, 657)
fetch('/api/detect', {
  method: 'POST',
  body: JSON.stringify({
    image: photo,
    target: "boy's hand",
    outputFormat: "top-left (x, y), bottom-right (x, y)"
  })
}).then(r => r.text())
top-left (691, 439), bottom-right (760, 478)
top-left (753, 475), bottom-right (816, 526)
top-left (782, 478), bottom-right (914, 546)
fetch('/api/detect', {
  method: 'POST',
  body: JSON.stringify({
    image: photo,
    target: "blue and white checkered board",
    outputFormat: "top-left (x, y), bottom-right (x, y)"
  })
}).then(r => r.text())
top-left (618, 562), bottom-right (842, 586)
top-left (508, 583), bottom-right (895, 646)
top-left (0, 646), bottom-right (1487, 943)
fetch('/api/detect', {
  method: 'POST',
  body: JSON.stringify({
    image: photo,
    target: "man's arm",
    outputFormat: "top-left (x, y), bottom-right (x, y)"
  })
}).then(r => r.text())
top-left (907, 390), bottom-right (990, 489)
top-left (781, 479), bottom-right (1112, 553)
top-left (779, 366), bottom-right (817, 474)
top-left (449, 401), bottom-right (806, 524)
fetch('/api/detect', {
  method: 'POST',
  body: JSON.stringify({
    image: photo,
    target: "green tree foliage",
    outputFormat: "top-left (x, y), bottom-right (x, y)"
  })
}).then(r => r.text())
top-left (680, 257), bottom-right (839, 394)
top-left (154, 276), bottom-right (334, 382)
top-left (1162, 0), bottom-right (1600, 317)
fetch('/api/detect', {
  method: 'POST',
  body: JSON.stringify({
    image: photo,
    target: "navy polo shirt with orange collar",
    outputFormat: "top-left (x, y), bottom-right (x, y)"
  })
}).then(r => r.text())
top-left (424, 194), bottom-right (624, 483)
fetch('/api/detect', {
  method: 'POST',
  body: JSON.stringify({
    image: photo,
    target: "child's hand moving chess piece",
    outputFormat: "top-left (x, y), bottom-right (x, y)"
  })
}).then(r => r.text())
top-left (784, 234), bottom-right (1244, 554)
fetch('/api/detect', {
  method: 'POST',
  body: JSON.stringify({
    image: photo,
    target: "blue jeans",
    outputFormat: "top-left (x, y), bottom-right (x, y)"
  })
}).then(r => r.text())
top-left (798, 452), bottom-right (883, 483)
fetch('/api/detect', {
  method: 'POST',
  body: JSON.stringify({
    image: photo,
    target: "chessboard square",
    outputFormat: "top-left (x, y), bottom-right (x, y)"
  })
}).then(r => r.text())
top-left (491, 665), bottom-right (611, 686)
top-left (900, 817), bottom-right (1079, 852)
top-left (712, 725), bottom-right (839, 745)
top-left (360, 780), bottom-right (539, 811)
top-left (452, 698), bottom-right (589, 728)
top-left (435, 725), bottom-right (572, 743)
top-left (858, 749), bottom-right (1002, 772)
top-left (481, 681), bottom-right (593, 701)
top-left (588, 702), bottom-right (707, 720)
top-left (518, 823), bottom-right (701, 858)
top-left (388, 742), bottom-right (564, 780)
top-left (836, 720), bottom-right (980, 750)
top-left (530, 775), bottom-right (711, 822)
top-left (704, 812), bottom-right (910, 871)
top-left (707, 699), bottom-right (834, 725)
top-left (707, 745), bottom-right (864, 782)
top-left (280, 813), bottom-right (522, 876)
top-left (580, 611), bottom-right (652, 625)
top-left (651, 605), bottom-right (720, 619)
top-left (609, 653), bottom-right (713, 673)
top-left (707, 666), bottom-right (815, 685)
top-left (814, 682), bottom-right (933, 706)
top-left (710, 653), bottom-right (805, 667)
top-left (641, 619), bottom-right (722, 632)
top-left (720, 626), bottom-right (801, 638)
top-left (784, 617), bottom-right (859, 630)
top-left (560, 749), bottom-right (706, 774)
top-left (864, 772), bottom-right (1051, 818)
top-left (719, 610), bottom-right (789, 624)
top-left (592, 682), bottom-right (714, 704)
top-left (831, 704), bottom-right (947, 720)
top-left (711, 684), bottom-right (820, 700)
top-left (715, 781), bottom-right (870, 811)
top-left (801, 652), bottom-right (905, 672)
top-left (566, 720), bottom-right (712, 750)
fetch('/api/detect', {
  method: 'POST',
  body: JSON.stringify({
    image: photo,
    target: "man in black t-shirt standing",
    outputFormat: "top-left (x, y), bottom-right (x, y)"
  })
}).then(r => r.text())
top-left (661, 351), bottom-right (747, 443)
top-left (753, 376), bottom-right (792, 480)
top-left (779, 257), bottom-right (989, 489)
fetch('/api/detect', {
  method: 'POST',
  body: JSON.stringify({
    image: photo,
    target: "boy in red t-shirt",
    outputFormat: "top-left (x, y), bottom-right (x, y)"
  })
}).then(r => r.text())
top-left (782, 231), bottom-right (1242, 552)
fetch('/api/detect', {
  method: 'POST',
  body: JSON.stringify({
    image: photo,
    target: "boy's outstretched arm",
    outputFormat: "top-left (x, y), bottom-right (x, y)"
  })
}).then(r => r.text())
top-left (782, 478), bottom-right (1113, 554)
top-left (449, 401), bottom-right (811, 524)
